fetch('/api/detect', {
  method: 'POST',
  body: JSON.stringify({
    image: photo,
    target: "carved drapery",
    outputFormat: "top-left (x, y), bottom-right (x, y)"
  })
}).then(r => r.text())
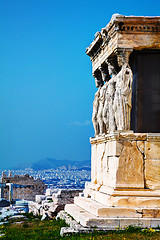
top-left (113, 63), bottom-right (133, 130)
top-left (92, 49), bottom-right (133, 136)
top-left (92, 70), bottom-right (103, 135)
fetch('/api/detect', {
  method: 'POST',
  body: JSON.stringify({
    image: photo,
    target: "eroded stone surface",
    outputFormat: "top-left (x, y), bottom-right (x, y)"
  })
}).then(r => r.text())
top-left (142, 209), bottom-right (160, 218)
top-left (91, 143), bottom-right (98, 184)
top-left (106, 140), bottom-right (123, 156)
top-left (96, 142), bottom-right (106, 185)
top-left (86, 15), bottom-right (160, 73)
top-left (145, 141), bottom-right (160, 160)
top-left (87, 189), bottom-right (160, 208)
top-left (137, 141), bottom-right (145, 154)
top-left (74, 196), bottom-right (142, 218)
top-left (90, 133), bottom-right (160, 192)
top-left (29, 189), bottom-right (82, 218)
top-left (119, 133), bottom-right (147, 141)
top-left (64, 203), bottom-right (160, 228)
top-left (116, 141), bottom-right (144, 188)
top-left (145, 160), bottom-right (160, 189)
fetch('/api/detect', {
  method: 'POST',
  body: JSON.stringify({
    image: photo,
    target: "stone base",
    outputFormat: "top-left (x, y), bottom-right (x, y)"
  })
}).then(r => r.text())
top-left (90, 132), bottom-right (160, 191)
top-left (65, 204), bottom-right (160, 230)
top-left (84, 186), bottom-right (160, 208)
top-left (74, 197), bottom-right (160, 218)
top-left (64, 132), bottom-right (160, 229)
top-left (65, 203), bottom-right (160, 229)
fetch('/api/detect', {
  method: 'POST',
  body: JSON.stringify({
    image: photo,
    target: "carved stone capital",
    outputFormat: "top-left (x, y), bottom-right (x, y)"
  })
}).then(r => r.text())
top-left (114, 48), bottom-right (133, 67)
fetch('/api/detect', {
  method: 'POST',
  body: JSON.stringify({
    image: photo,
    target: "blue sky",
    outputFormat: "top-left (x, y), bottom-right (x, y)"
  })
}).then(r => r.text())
top-left (0, 0), bottom-right (159, 169)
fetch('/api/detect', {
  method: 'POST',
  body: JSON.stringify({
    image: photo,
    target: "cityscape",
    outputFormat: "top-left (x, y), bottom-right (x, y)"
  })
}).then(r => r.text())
top-left (0, 167), bottom-right (91, 190)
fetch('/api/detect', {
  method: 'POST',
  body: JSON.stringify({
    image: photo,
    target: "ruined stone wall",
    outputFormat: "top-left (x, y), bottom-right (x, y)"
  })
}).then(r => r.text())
top-left (29, 189), bottom-right (83, 217)
top-left (1, 174), bottom-right (46, 201)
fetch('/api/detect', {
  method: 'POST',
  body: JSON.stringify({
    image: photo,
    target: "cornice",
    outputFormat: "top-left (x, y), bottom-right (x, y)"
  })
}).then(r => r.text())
top-left (86, 14), bottom-right (160, 61)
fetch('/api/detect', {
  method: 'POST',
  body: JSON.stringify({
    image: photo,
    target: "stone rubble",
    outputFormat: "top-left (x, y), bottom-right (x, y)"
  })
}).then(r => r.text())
top-left (41, 212), bottom-right (48, 220)
top-left (29, 188), bottom-right (82, 218)
top-left (56, 210), bottom-right (92, 236)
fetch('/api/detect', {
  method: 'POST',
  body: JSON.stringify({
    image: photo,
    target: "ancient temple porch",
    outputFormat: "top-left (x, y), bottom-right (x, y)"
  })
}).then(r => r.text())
top-left (64, 14), bottom-right (160, 229)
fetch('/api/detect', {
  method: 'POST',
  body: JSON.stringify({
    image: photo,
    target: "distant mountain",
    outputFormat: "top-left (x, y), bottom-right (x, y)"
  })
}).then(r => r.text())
top-left (13, 158), bottom-right (91, 171)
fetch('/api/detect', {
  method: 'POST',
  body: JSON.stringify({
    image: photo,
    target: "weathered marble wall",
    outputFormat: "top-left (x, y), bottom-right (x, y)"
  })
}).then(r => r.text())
top-left (1, 174), bottom-right (46, 201)
top-left (88, 133), bottom-right (160, 192)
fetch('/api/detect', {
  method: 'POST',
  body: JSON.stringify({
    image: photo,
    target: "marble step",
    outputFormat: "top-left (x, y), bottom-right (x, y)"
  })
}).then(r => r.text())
top-left (74, 196), bottom-right (142, 218)
top-left (65, 203), bottom-right (160, 228)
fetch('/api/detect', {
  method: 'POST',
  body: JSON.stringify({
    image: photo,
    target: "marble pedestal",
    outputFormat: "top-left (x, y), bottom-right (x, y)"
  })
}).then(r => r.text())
top-left (65, 132), bottom-right (160, 228)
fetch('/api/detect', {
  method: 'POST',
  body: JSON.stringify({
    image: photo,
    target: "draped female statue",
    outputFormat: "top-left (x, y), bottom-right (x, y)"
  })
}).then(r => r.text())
top-left (113, 63), bottom-right (133, 130)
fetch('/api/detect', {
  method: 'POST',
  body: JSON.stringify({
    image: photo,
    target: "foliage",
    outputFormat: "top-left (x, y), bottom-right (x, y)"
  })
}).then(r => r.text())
top-left (24, 212), bottom-right (41, 221)
top-left (0, 217), bottom-right (160, 240)
top-left (0, 216), bottom-right (67, 240)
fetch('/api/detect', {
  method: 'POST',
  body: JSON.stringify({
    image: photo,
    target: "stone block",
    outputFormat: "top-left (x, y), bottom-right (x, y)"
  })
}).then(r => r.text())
top-left (28, 201), bottom-right (42, 215)
top-left (87, 218), bottom-right (120, 228)
top-left (65, 203), bottom-right (121, 228)
top-left (74, 196), bottom-right (141, 218)
top-left (107, 157), bottom-right (119, 189)
top-left (142, 209), bottom-right (160, 218)
top-left (35, 195), bottom-right (46, 204)
top-left (150, 219), bottom-right (160, 228)
top-left (145, 141), bottom-right (160, 160)
top-left (120, 218), bottom-right (151, 228)
top-left (46, 189), bottom-right (52, 196)
top-left (116, 141), bottom-right (144, 188)
top-left (88, 189), bottom-right (160, 208)
top-left (106, 140), bottom-right (123, 157)
top-left (91, 143), bottom-right (97, 184)
top-left (64, 203), bottom-right (160, 229)
top-left (137, 141), bottom-right (145, 154)
top-left (119, 133), bottom-right (147, 141)
top-left (97, 142), bottom-right (106, 184)
top-left (65, 204), bottom-right (94, 227)
top-left (145, 160), bottom-right (160, 189)
top-left (52, 189), bottom-right (82, 205)
top-left (91, 137), bottom-right (146, 190)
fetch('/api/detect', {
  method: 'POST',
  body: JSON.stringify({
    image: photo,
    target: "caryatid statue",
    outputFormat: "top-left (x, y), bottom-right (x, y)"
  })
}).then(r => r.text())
top-left (113, 50), bottom-right (133, 130)
top-left (103, 60), bottom-right (117, 133)
top-left (92, 71), bottom-right (103, 136)
top-left (92, 49), bottom-right (133, 135)
top-left (96, 65), bottom-right (110, 135)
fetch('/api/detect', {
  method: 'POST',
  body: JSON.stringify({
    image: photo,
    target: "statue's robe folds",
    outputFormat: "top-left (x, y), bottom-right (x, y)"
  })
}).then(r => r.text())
top-left (114, 64), bottom-right (133, 131)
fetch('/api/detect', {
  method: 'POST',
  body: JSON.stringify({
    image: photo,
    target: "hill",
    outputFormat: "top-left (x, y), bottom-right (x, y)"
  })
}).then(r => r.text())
top-left (13, 158), bottom-right (91, 171)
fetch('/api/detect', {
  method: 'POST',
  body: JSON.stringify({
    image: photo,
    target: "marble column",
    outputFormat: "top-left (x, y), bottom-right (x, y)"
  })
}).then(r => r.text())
top-left (6, 183), bottom-right (13, 202)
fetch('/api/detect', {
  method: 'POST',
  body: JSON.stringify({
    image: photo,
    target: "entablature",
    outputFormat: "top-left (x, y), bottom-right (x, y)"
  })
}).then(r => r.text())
top-left (86, 14), bottom-right (160, 73)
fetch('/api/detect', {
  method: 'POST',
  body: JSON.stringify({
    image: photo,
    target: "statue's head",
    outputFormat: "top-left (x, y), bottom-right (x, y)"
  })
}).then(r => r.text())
top-left (99, 63), bottom-right (110, 83)
top-left (108, 63), bottom-right (117, 77)
top-left (93, 71), bottom-right (103, 88)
